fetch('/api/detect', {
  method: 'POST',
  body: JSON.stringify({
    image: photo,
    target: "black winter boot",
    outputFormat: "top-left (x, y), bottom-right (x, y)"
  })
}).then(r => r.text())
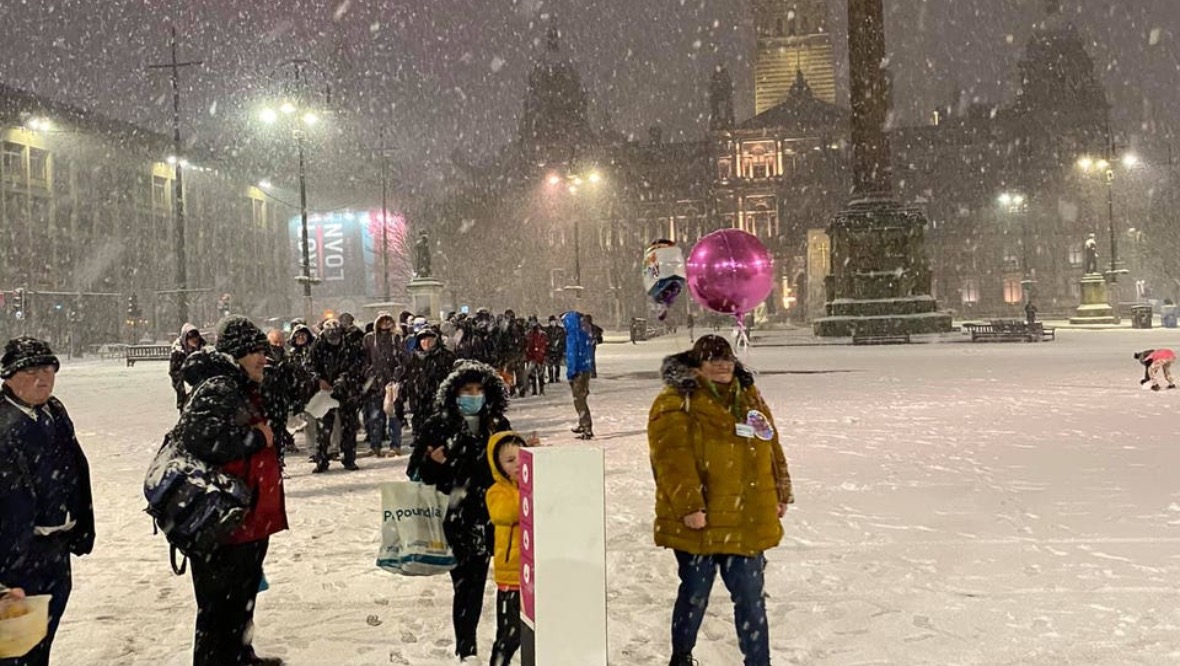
top-left (668, 654), bottom-right (697, 666)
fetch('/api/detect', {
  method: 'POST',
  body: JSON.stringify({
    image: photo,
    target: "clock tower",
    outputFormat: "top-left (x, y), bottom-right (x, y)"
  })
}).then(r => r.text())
top-left (753, 0), bottom-right (837, 114)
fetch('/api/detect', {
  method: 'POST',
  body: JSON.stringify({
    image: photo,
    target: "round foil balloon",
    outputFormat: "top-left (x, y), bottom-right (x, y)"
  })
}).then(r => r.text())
top-left (686, 229), bottom-right (775, 316)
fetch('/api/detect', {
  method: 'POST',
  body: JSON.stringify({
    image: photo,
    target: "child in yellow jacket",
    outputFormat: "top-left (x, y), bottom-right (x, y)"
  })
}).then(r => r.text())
top-left (486, 431), bottom-right (529, 666)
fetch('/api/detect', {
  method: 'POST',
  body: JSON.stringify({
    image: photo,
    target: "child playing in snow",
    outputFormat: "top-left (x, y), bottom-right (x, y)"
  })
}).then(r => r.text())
top-left (1134, 349), bottom-right (1176, 391)
top-left (485, 431), bottom-right (531, 666)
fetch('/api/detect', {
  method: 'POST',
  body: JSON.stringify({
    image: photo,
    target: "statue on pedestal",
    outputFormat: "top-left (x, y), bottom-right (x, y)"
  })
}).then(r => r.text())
top-left (1083, 233), bottom-right (1099, 275)
top-left (415, 230), bottom-right (432, 278)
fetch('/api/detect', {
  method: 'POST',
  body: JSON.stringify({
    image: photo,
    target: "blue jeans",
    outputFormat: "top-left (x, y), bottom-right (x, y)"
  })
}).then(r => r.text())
top-left (672, 550), bottom-right (770, 666)
top-left (364, 394), bottom-right (402, 453)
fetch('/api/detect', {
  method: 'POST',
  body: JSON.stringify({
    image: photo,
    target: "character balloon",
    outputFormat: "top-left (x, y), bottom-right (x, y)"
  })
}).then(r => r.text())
top-left (686, 229), bottom-right (775, 347)
top-left (642, 239), bottom-right (687, 321)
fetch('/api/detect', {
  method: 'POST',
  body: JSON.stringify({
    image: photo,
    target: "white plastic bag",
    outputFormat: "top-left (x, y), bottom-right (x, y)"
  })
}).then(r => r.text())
top-left (305, 389), bottom-right (339, 420)
top-left (0, 595), bottom-right (50, 659)
top-left (376, 482), bottom-right (456, 576)
top-left (383, 382), bottom-right (401, 416)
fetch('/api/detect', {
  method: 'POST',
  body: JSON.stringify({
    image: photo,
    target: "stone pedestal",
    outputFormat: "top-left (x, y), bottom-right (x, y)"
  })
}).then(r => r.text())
top-left (406, 276), bottom-right (445, 321)
top-left (1069, 273), bottom-right (1116, 325)
top-left (813, 199), bottom-right (953, 337)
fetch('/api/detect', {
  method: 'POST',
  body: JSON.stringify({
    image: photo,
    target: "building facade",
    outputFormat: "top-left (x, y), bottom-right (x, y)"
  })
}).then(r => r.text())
top-left (0, 83), bottom-right (295, 349)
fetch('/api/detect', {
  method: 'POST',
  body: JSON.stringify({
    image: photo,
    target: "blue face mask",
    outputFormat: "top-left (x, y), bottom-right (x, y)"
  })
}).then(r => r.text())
top-left (457, 394), bottom-right (485, 416)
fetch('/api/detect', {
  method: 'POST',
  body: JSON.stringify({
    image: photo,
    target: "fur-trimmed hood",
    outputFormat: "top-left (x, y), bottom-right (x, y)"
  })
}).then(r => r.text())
top-left (433, 359), bottom-right (510, 419)
top-left (660, 350), bottom-right (755, 394)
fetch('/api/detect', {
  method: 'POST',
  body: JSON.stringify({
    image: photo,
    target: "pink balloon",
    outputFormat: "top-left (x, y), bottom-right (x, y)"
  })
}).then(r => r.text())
top-left (686, 230), bottom-right (776, 316)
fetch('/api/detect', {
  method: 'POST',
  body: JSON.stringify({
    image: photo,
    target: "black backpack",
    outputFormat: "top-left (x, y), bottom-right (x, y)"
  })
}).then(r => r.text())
top-left (144, 433), bottom-right (254, 573)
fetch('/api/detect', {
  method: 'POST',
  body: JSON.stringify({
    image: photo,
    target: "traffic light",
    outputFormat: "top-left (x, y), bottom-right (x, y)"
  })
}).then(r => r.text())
top-left (127, 293), bottom-right (141, 319)
top-left (218, 293), bottom-right (232, 317)
top-left (12, 288), bottom-right (25, 320)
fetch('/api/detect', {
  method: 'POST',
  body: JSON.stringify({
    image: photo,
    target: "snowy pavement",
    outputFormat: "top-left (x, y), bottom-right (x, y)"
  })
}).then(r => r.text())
top-left (48, 329), bottom-right (1180, 665)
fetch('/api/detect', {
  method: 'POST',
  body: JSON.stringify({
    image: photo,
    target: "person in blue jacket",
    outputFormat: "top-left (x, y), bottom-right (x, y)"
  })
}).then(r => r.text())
top-left (0, 337), bottom-right (94, 666)
top-left (563, 311), bottom-right (596, 439)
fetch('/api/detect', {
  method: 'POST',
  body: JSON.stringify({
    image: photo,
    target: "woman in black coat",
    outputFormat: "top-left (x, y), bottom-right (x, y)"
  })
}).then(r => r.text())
top-left (407, 361), bottom-right (510, 664)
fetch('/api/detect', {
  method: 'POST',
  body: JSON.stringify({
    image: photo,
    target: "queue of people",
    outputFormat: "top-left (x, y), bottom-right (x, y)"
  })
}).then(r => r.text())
top-left (0, 317), bottom-right (792, 666)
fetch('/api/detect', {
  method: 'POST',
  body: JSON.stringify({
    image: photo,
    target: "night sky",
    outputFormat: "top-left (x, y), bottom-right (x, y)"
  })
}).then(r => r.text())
top-left (0, 0), bottom-right (1175, 194)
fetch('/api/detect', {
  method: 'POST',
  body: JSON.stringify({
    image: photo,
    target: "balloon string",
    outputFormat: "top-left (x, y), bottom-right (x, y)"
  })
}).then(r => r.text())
top-left (734, 313), bottom-right (751, 357)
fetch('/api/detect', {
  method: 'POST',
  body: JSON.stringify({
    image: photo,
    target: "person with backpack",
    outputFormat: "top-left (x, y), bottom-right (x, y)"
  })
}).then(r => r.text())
top-left (0, 337), bottom-right (95, 666)
top-left (170, 317), bottom-right (286, 666)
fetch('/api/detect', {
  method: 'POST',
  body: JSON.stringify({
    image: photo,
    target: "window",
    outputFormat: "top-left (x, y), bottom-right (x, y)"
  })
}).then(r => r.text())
top-left (740, 141), bottom-right (777, 180)
top-left (252, 198), bottom-right (266, 229)
top-left (1002, 247), bottom-right (1019, 271)
top-left (1068, 245), bottom-right (1083, 268)
top-left (961, 278), bottom-right (980, 304)
top-left (2, 142), bottom-right (24, 181)
top-left (151, 175), bottom-right (170, 211)
top-left (27, 148), bottom-right (48, 184)
top-left (1003, 278), bottom-right (1023, 305)
top-left (717, 158), bottom-right (733, 181)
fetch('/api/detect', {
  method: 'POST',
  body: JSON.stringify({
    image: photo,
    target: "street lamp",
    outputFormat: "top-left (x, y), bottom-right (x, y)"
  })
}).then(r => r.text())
top-left (259, 59), bottom-right (331, 320)
top-left (1076, 146), bottom-right (1138, 321)
top-left (545, 168), bottom-right (604, 296)
top-left (998, 191), bottom-right (1032, 310)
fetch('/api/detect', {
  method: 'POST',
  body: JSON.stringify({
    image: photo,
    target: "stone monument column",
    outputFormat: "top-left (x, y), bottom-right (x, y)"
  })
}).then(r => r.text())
top-left (813, 0), bottom-right (951, 338)
top-left (407, 229), bottom-right (445, 320)
top-left (1071, 234), bottom-right (1116, 324)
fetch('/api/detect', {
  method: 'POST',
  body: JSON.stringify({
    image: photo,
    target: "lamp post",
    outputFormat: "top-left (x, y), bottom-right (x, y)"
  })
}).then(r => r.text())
top-left (1077, 144), bottom-right (1138, 322)
top-left (545, 169), bottom-right (602, 298)
top-left (998, 191), bottom-right (1032, 308)
top-left (260, 59), bottom-right (330, 320)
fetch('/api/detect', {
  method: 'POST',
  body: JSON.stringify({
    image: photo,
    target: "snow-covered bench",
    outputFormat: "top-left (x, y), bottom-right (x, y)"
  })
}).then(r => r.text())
top-left (125, 344), bottom-right (171, 367)
top-left (852, 333), bottom-right (911, 346)
top-left (963, 321), bottom-right (1054, 343)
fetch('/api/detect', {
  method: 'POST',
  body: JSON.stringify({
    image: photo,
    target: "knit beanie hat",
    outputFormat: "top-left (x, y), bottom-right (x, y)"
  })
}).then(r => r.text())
top-left (215, 316), bottom-right (268, 359)
top-left (0, 337), bottom-right (60, 379)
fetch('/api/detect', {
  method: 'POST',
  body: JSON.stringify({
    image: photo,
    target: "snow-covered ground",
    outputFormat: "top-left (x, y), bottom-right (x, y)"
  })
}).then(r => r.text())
top-left (48, 328), bottom-right (1180, 665)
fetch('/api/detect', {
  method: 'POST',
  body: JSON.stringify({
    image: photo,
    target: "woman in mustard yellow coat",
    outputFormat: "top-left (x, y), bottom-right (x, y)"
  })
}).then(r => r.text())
top-left (648, 335), bottom-right (793, 666)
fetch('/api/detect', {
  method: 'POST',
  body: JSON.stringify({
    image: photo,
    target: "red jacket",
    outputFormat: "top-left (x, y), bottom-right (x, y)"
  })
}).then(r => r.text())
top-left (525, 329), bottom-right (549, 364)
top-left (222, 391), bottom-right (288, 544)
top-left (1149, 349), bottom-right (1176, 363)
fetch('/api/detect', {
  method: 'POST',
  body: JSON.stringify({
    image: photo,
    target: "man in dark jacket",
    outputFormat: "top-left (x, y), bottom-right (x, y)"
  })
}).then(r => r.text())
top-left (496, 311), bottom-right (527, 397)
top-left (585, 314), bottom-right (604, 379)
top-left (264, 329), bottom-right (314, 460)
top-left (0, 337), bottom-right (95, 666)
top-left (309, 319), bottom-right (365, 472)
top-left (362, 312), bottom-right (404, 456)
top-left (169, 323), bottom-right (206, 411)
top-left (397, 328), bottom-right (457, 441)
top-left (544, 315), bottom-right (565, 384)
top-left (172, 317), bottom-right (285, 666)
top-left (287, 323), bottom-right (318, 453)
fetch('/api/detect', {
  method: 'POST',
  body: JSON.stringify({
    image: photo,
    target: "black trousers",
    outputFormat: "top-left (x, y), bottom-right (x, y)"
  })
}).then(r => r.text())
top-left (491, 589), bottom-right (521, 666)
top-left (190, 539), bottom-right (269, 666)
top-left (546, 361), bottom-right (561, 384)
top-left (0, 540), bottom-right (71, 666)
top-left (449, 554), bottom-right (491, 659)
top-left (316, 406), bottom-right (358, 466)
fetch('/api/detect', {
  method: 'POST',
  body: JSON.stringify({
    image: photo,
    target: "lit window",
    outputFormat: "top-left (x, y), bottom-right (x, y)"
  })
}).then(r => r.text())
top-left (1003, 278), bottom-right (1023, 305)
top-left (1068, 245), bottom-right (1083, 268)
top-left (2, 142), bottom-right (24, 181)
top-left (151, 175), bottom-right (170, 210)
top-left (961, 278), bottom-right (980, 304)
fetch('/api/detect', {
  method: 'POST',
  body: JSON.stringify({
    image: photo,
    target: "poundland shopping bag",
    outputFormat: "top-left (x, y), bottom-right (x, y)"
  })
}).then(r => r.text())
top-left (376, 482), bottom-right (456, 576)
